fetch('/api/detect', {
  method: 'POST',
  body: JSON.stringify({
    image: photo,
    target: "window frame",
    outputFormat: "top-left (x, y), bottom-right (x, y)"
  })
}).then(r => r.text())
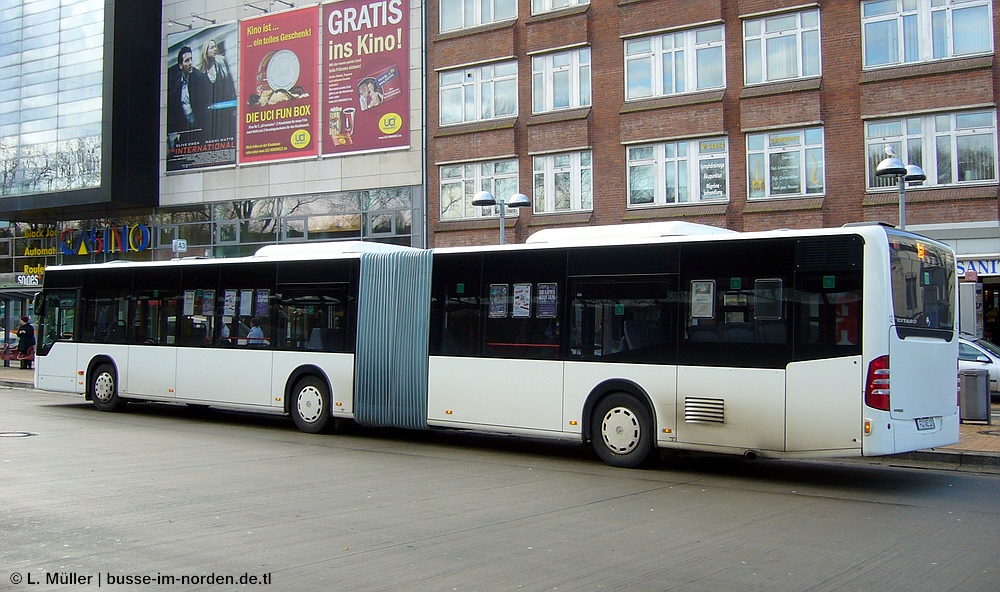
top-left (439, 0), bottom-right (517, 33)
top-left (865, 109), bottom-right (998, 189)
top-left (746, 127), bottom-right (826, 200)
top-left (438, 60), bottom-right (518, 126)
top-left (531, 47), bottom-right (591, 114)
top-left (627, 137), bottom-right (729, 207)
top-left (440, 159), bottom-right (521, 221)
top-left (624, 24), bottom-right (725, 101)
top-left (743, 8), bottom-right (821, 85)
top-left (532, 151), bottom-right (593, 214)
top-left (861, 0), bottom-right (994, 70)
top-left (531, 0), bottom-right (589, 16)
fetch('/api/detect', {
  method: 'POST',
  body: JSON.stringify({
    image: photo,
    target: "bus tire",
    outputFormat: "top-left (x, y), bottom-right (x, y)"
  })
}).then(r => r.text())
top-left (91, 363), bottom-right (126, 412)
top-left (291, 376), bottom-right (330, 434)
top-left (591, 392), bottom-right (653, 468)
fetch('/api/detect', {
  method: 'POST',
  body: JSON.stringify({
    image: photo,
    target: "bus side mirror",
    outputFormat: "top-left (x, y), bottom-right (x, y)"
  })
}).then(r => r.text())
top-left (32, 292), bottom-right (45, 316)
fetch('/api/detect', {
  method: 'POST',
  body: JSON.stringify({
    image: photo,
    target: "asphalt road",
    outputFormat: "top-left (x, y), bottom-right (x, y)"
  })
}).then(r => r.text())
top-left (2, 387), bottom-right (999, 592)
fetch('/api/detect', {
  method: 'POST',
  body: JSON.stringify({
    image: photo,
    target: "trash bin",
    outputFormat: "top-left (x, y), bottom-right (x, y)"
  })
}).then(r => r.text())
top-left (959, 369), bottom-right (991, 424)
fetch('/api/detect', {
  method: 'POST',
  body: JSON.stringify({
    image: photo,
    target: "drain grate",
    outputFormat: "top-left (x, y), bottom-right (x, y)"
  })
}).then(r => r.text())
top-left (978, 429), bottom-right (1000, 437)
top-left (0, 431), bottom-right (38, 438)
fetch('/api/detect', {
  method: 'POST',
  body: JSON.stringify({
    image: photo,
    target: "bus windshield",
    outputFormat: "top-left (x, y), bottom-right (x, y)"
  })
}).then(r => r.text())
top-left (889, 233), bottom-right (956, 338)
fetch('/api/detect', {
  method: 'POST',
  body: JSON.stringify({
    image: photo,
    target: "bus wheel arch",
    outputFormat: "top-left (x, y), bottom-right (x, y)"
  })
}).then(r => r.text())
top-left (584, 380), bottom-right (655, 468)
top-left (88, 358), bottom-right (126, 412)
top-left (286, 366), bottom-right (332, 434)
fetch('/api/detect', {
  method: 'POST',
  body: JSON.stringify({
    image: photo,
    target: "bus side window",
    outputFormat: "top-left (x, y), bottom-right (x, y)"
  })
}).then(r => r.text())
top-left (794, 272), bottom-right (862, 358)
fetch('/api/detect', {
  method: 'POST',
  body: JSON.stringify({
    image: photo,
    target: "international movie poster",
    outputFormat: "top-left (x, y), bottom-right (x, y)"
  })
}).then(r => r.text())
top-left (322, 0), bottom-right (410, 156)
top-left (166, 23), bottom-right (240, 172)
top-left (239, 6), bottom-right (320, 164)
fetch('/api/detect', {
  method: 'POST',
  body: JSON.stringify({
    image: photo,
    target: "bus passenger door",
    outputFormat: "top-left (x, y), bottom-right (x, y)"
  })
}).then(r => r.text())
top-left (123, 295), bottom-right (178, 399)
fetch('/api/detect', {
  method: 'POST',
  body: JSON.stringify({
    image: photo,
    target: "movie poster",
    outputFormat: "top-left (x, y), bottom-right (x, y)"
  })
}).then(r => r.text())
top-left (239, 6), bottom-right (320, 164)
top-left (322, 0), bottom-right (410, 156)
top-left (166, 23), bottom-right (240, 171)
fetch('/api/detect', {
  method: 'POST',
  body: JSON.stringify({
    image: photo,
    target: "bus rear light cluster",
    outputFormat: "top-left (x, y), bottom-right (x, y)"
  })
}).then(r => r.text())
top-left (865, 355), bottom-right (891, 411)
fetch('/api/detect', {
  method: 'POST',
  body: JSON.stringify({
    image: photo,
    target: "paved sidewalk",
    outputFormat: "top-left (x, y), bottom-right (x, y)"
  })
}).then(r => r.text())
top-left (3, 364), bottom-right (997, 466)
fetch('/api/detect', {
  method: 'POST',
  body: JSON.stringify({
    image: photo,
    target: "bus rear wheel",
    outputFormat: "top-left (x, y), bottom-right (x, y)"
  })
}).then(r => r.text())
top-left (591, 393), bottom-right (653, 468)
top-left (91, 363), bottom-right (126, 412)
top-left (291, 376), bottom-right (330, 433)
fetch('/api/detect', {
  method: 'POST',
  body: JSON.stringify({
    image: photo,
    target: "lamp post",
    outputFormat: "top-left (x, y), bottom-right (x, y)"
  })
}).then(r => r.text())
top-left (875, 144), bottom-right (925, 230)
top-left (471, 191), bottom-right (531, 245)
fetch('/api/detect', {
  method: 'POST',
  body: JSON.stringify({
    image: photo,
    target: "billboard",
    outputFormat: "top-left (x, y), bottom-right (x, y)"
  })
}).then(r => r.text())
top-left (166, 23), bottom-right (240, 171)
top-left (322, 0), bottom-right (410, 156)
top-left (239, 6), bottom-right (320, 164)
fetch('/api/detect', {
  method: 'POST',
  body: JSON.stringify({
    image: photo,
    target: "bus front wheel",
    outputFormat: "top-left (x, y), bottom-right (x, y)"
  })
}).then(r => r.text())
top-left (591, 393), bottom-right (653, 468)
top-left (91, 363), bottom-right (126, 412)
top-left (291, 376), bottom-right (330, 434)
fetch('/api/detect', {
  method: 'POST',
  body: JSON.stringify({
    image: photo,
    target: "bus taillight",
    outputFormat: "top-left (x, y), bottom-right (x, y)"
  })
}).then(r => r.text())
top-left (865, 355), bottom-right (891, 411)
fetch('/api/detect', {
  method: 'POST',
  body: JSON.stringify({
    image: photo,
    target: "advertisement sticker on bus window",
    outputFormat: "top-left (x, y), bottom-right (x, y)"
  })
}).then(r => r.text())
top-left (537, 283), bottom-right (558, 318)
top-left (224, 290), bottom-right (237, 317)
top-left (202, 290), bottom-right (216, 316)
top-left (240, 290), bottom-right (253, 316)
top-left (184, 291), bottom-right (196, 316)
top-left (489, 284), bottom-right (508, 318)
top-left (256, 290), bottom-right (270, 316)
top-left (691, 280), bottom-right (716, 318)
top-left (513, 284), bottom-right (532, 318)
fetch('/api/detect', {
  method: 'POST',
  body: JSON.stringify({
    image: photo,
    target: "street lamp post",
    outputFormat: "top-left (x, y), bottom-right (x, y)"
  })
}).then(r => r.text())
top-left (471, 191), bottom-right (531, 245)
top-left (875, 145), bottom-right (926, 230)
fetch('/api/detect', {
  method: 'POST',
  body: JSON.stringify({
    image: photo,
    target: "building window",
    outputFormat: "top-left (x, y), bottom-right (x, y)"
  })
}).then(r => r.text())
top-left (744, 8), bottom-right (820, 85)
top-left (439, 61), bottom-right (518, 126)
top-left (862, 0), bottom-right (992, 69)
top-left (440, 0), bottom-right (516, 33)
top-left (625, 25), bottom-right (724, 100)
top-left (747, 127), bottom-right (825, 199)
top-left (866, 110), bottom-right (997, 189)
top-left (531, 47), bottom-right (591, 114)
top-left (533, 151), bottom-right (592, 213)
top-left (531, 0), bottom-right (589, 15)
top-left (628, 138), bottom-right (728, 206)
top-left (440, 160), bottom-right (520, 220)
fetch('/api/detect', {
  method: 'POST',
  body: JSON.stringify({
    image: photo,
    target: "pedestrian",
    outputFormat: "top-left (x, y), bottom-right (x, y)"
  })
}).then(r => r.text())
top-left (16, 315), bottom-right (35, 370)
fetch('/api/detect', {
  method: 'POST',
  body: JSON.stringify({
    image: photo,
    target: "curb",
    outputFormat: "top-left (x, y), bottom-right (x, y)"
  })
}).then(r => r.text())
top-left (895, 448), bottom-right (1000, 468)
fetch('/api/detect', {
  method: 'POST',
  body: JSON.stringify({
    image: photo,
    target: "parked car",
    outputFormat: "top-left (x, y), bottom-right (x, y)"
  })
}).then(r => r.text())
top-left (958, 334), bottom-right (1000, 401)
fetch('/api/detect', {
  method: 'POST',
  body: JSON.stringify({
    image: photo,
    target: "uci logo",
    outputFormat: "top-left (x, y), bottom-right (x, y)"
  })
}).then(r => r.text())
top-left (379, 113), bottom-right (402, 134)
top-left (291, 129), bottom-right (311, 149)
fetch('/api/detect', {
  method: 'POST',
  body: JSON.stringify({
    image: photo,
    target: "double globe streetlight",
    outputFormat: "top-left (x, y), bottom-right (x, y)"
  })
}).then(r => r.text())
top-left (875, 144), bottom-right (926, 230)
top-left (471, 191), bottom-right (531, 245)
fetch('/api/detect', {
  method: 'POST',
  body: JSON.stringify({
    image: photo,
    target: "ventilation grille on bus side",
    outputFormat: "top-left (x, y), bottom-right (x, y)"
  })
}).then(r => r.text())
top-left (684, 397), bottom-right (725, 424)
top-left (797, 237), bottom-right (860, 270)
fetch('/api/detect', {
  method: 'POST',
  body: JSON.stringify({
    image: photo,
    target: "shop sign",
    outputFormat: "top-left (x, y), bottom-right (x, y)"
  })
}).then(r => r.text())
top-left (15, 273), bottom-right (42, 286)
top-left (60, 224), bottom-right (151, 256)
top-left (957, 258), bottom-right (1000, 277)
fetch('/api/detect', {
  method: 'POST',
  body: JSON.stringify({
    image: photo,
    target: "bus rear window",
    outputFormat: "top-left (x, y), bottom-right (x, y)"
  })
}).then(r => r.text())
top-left (889, 235), bottom-right (955, 338)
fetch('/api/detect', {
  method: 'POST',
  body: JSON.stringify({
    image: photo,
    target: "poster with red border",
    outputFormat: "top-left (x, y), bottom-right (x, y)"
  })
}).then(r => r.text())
top-left (239, 6), bottom-right (319, 164)
top-left (322, 0), bottom-right (410, 156)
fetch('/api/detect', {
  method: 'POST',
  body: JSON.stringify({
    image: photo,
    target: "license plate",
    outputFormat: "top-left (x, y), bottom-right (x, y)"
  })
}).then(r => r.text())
top-left (915, 417), bottom-right (935, 431)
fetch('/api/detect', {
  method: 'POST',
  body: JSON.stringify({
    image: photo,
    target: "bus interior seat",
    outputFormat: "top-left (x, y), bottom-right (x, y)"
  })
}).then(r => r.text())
top-left (687, 325), bottom-right (720, 342)
top-left (307, 327), bottom-right (325, 350)
top-left (723, 323), bottom-right (756, 343)
top-left (106, 321), bottom-right (126, 343)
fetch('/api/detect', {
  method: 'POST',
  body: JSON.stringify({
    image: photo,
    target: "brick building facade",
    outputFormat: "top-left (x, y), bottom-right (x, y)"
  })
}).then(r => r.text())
top-left (427, 0), bottom-right (1000, 253)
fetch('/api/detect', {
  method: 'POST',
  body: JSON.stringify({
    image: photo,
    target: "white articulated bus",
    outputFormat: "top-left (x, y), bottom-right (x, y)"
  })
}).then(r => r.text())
top-left (33, 222), bottom-right (959, 467)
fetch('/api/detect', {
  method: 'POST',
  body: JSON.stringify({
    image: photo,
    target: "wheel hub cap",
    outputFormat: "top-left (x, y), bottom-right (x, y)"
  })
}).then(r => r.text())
top-left (297, 386), bottom-right (324, 423)
top-left (601, 407), bottom-right (640, 454)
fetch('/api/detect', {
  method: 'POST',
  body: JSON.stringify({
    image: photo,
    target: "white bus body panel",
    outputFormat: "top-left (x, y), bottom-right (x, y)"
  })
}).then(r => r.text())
top-left (562, 362), bottom-right (678, 440)
top-left (175, 348), bottom-right (272, 407)
top-left (428, 357), bottom-right (563, 431)
top-left (125, 347), bottom-right (177, 398)
top-left (675, 366), bottom-right (785, 452)
top-left (785, 357), bottom-right (862, 452)
top-left (35, 341), bottom-right (80, 393)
